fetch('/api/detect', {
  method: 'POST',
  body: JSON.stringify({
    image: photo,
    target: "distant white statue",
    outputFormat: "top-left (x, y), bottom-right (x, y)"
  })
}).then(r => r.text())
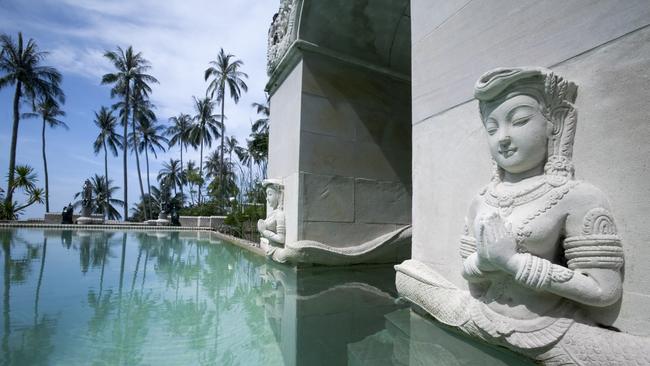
top-left (396, 67), bottom-right (649, 364)
top-left (258, 179), bottom-right (285, 253)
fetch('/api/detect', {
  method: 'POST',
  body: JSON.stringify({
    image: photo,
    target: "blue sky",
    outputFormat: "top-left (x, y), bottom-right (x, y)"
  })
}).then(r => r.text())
top-left (0, 0), bottom-right (279, 218)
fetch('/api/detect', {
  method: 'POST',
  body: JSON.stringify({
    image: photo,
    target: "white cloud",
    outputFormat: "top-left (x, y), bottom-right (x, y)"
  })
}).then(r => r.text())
top-left (0, 0), bottom-right (281, 219)
top-left (5, 0), bottom-right (276, 139)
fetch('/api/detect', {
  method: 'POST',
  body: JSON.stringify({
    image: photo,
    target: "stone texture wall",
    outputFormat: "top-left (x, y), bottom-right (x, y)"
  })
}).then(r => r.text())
top-left (269, 52), bottom-right (412, 247)
top-left (410, 0), bottom-right (650, 335)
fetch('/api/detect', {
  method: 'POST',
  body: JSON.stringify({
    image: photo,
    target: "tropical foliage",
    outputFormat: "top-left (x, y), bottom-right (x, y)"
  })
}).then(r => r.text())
top-left (1, 35), bottom-right (270, 232)
top-left (1, 165), bottom-right (45, 220)
top-left (166, 113), bottom-right (192, 201)
top-left (188, 96), bottom-right (221, 205)
top-left (23, 97), bottom-right (67, 213)
top-left (0, 32), bottom-right (64, 209)
top-left (93, 106), bottom-right (123, 219)
top-left (73, 175), bottom-right (124, 221)
top-left (204, 48), bottom-right (248, 201)
top-left (101, 46), bottom-right (158, 220)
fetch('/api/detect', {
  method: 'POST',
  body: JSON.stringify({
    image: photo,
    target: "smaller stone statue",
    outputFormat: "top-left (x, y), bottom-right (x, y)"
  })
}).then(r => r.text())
top-left (81, 179), bottom-right (93, 217)
top-left (144, 182), bottom-right (172, 226)
top-left (76, 180), bottom-right (103, 224)
top-left (159, 182), bottom-right (171, 220)
top-left (61, 203), bottom-right (74, 224)
top-left (258, 179), bottom-right (286, 254)
top-left (170, 206), bottom-right (180, 226)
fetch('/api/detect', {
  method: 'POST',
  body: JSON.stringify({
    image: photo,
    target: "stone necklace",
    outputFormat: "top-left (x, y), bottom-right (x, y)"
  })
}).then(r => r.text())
top-left (483, 175), bottom-right (574, 250)
top-left (484, 177), bottom-right (553, 217)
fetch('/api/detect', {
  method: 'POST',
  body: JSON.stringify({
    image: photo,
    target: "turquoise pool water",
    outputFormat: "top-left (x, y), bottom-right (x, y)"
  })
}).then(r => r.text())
top-left (0, 228), bottom-right (532, 365)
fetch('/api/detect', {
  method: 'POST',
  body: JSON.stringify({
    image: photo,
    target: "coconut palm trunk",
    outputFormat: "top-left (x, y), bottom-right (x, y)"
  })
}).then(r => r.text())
top-left (144, 148), bottom-right (153, 216)
top-left (103, 141), bottom-right (109, 220)
top-left (131, 114), bottom-right (148, 220)
top-left (180, 143), bottom-right (184, 202)
top-left (199, 139), bottom-right (204, 205)
top-left (219, 101), bottom-right (225, 200)
top-left (40, 116), bottom-right (50, 212)
top-left (6, 81), bottom-right (22, 206)
top-left (122, 85), bottom-right (130, 221)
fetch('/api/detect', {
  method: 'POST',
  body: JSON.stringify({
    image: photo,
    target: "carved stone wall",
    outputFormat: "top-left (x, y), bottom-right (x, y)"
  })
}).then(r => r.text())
top-left (268, 52), bottom-right (412, 251)
top-left (266, 0), bottom-right (412, 263)
top-left (410, 0), bottom-right (650, 335)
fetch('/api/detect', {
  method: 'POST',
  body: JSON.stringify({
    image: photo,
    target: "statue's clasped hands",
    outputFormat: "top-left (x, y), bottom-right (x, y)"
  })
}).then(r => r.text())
top-left (257, 219), bottom-right (267, 233)
top-left (476, 213), bottom-right (521, 274)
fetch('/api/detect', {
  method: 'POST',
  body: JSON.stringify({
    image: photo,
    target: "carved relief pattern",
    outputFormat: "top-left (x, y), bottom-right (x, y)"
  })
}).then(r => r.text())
top-left (267, 0), bottom-right (299, 75)
top-left (514, 253), bottom-right (575, 289)
top-left (397, 67), bottom-right (646, 364)
top-left (582, 207), bottom-right (618, 235)
top-left (484, 179), bottom-right (554, 217)
top-left (549, 265), bottom-right (574, 283)
top-left (562, 208), bottom-right (624, 270)
top-left (459, 235), bottom-right (477, 259)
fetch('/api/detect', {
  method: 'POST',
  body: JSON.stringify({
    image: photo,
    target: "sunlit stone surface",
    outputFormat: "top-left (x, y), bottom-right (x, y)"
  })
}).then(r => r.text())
top-left (397, 66), bottom-right (650, 364)
top-left (264, 0), bottom-right (412, 265)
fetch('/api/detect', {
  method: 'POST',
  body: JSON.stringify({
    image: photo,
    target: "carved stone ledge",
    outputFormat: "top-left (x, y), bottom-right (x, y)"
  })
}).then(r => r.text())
top-left (267, 225), bottom-right (411, 266)
top-left (395, 261), bottom-right (650, 364)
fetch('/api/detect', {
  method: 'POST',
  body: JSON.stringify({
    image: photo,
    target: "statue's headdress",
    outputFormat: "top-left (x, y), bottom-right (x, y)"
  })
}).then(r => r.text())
top-left (474, 67), bottom-right (579, 181)
top-left (262, 179), bottom-right (284, 210)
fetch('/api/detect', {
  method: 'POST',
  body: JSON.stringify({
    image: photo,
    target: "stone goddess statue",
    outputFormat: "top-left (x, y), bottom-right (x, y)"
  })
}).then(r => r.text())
top-left (396, 67), bottom-right (648, 364)
top-left (258, 179), bottom-right (286, 253)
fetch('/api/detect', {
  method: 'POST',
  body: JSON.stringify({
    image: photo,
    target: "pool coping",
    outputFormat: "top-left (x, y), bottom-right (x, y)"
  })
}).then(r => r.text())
top-left (0, 222), bottom-right (266, 257)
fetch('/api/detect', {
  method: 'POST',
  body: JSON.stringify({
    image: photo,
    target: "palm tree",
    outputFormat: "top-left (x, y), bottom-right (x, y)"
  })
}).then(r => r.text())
top-left (251, 100), bottom-right (269, 135)
top-left (188, 96), bottom-right (221, 205)
top-left (92, 106), bottom-right (123, 220)
top-left (234, 144), bottom-right (253, 200)
top-left (22, 97), bottom-right (67, 212)
top-left (225, 136), bottom-right (238, 167)
top-left (203, 150), bottom-right (224, 181)
top-left (204, 48), bottom-right (248, 200)
top-left (1, 165), bottom-right (44, 219)
top-left (127, 80), bottom-right (157, 220)
top-left (248, 133), bottom-right (268, 178)
top-left (184, 161), bottom-right (202, 205)
top-left (73, 175), bottom-right (124, 220)
top-left (0, 32), bottom-right (64, 207)
top-left (102, 46), bottom-right (158, 220)
top-left (166, 113), bottom-right (192, 202)
top-left (134, 117), bottom-right (167, 216)
top-left (249, 100), bottom-right (269, 179)
top-left (158, 159), bottom-right (183, 196)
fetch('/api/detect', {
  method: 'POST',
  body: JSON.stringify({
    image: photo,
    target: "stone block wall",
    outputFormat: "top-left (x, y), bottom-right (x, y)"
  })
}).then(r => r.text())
top-left (178, 216), bottom-right (225, 230)
top-left (410, 0), bottom-right (650, 335)
top-left (269, 52), bottom-right (412, 247)
top-left (43, 212), bottom-right (101, 223)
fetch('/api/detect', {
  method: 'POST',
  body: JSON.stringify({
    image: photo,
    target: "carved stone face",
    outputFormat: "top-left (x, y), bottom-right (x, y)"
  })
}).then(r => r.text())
top-left (266, 187), bottom-right (279, 210)
top-left (483, 94), bottom-right (550, 175)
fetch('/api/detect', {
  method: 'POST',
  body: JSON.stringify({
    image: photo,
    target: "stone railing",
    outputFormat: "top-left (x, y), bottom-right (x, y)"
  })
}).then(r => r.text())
top-left (44, 212), bottom-right (103, 224)
top-left (178, 216), bottom-right (226, 230)
top-left (42, 213), bottom-right (226, 230)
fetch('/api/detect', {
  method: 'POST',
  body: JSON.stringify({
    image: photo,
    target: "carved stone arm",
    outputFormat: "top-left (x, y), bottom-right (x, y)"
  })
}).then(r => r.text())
top-left (263, 213), bottom-right (286, 245)
top-left (460, 235), bottom-right (497, 284)
top-left (502, 230), bottom-right (624, 307)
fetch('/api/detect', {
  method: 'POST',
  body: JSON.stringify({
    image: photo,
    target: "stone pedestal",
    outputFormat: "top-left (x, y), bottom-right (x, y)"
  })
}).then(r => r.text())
top-left (144, 213), bottom-right (171, 227)
top-left (75, 216), bottom-right (104, 225)
top-left (265, 0), bottom-right (412, 264)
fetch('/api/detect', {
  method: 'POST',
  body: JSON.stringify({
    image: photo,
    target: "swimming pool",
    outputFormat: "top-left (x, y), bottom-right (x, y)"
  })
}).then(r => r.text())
top-left (0, 228), bottom-right (532, 365)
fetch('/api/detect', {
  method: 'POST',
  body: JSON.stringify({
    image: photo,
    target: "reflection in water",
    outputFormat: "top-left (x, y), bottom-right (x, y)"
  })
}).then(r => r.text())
top-left (0, 228), bottom-right (532, 366)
